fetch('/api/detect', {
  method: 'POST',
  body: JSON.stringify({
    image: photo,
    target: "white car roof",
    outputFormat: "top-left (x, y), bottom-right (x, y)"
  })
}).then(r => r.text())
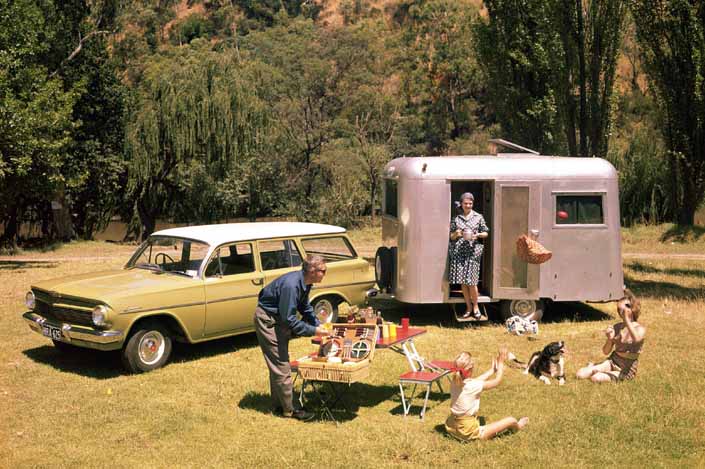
top-left (151, 222), bottom-right (346, 246)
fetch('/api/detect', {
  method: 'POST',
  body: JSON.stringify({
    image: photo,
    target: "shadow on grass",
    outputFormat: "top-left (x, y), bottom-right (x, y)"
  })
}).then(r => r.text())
top-left (370, 298), bottom-right (613, 326)
top-left (22, 333), bottom-right (260, 379)
top-left (171, 333), bottom-right (259, 364)
top-left (542, 301), bottom-right (612, 323)
top-left (0, 260), bottom-right (60, 271)
top-left (22, 346), bottom-right (125, 379)
top-left (659, 225), bottom-right (705, 243)
top-left (239, 382), bottom-right (399, 423)
top-left (627, 260), bottom-right (705, 279)
top-left (624, 274), bottom-right (705, 301)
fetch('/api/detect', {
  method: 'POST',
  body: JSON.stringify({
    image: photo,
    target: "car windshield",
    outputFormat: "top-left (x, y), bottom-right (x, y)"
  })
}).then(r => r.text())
top-left (126, 236), bottom-right (211, 278)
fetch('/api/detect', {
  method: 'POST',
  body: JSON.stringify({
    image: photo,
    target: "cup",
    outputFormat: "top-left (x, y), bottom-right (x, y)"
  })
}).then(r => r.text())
top-left (463, 229), bottom-right (473, 241)
top-left (401, 317), bottom-right (410, 331)
top-left (389, 323), bottom-right (397, 338)
top-left (381, 324), bottom-right (389, 339)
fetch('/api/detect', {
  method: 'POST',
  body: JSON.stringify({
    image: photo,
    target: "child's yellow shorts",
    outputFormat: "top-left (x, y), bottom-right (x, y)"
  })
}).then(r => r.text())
top-left (445, 414), bottom-right (485, 441)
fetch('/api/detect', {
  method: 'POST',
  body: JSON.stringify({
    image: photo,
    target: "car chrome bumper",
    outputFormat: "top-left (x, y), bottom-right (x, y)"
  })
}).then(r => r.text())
top-left (23, 312), bottom-right (124, 351)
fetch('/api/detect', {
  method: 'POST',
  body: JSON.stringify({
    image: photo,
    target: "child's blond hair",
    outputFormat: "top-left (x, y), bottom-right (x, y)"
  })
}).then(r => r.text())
top-left (454, 351), bottom-right (474, 377)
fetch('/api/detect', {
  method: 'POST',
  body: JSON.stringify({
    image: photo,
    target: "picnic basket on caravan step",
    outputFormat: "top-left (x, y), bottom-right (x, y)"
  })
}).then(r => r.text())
top-left (296, 323), bottom-right (378, 383)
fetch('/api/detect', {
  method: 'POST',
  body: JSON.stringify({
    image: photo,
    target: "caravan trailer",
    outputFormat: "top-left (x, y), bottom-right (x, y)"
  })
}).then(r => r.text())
top-left (372, 148), bottom-right (624, 321)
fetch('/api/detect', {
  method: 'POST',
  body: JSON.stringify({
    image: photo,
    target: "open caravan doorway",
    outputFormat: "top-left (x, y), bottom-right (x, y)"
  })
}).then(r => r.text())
top-left (448, 180), bottom-right (494, 318)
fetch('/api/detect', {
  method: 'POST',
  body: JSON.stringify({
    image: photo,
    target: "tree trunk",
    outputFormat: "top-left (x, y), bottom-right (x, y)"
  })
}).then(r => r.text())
top-left (137, 199), bottom-right (156, 241)
top-left (1, 207), bottom-right (19, 250)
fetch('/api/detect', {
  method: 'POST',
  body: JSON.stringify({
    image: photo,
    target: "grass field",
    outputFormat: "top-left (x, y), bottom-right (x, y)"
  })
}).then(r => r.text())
top-left (1, 224), bottom-right (704, 468)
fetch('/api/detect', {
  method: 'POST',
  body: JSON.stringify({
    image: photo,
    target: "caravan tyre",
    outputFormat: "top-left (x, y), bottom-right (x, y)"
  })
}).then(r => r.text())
top-left (375, 247), bottom-right (393, 291)
top-left (500, 299), bottom-right (544, 322)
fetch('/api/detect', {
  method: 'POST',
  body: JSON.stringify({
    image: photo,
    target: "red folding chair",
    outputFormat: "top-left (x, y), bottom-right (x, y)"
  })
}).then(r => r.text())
top-left (398, 346), bottom-right (450, 419)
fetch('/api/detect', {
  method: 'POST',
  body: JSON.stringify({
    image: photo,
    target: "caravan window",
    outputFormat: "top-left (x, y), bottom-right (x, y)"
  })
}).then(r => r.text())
top-left (384, 179), bottom-right (398, 218)
top-left (555, 195), bottom-right (604, 224)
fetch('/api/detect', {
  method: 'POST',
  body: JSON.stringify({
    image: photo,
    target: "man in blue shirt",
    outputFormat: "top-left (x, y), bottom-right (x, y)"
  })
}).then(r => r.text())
top-left (254, 254), bottom-right (330, 421)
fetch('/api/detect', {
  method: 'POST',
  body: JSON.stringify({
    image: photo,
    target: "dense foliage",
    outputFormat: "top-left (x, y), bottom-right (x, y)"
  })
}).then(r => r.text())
top-left (1, 0), bottom-right (702, 245)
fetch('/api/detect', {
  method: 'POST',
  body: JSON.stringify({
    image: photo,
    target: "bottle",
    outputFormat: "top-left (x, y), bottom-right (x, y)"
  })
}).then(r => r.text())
top-left (376, 311), bottom-right (384, 339)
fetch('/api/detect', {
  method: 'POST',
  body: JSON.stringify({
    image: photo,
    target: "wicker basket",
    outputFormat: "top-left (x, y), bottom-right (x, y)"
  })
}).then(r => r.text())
top-left (297, 359), bottom-right (371, 383)
top-left (296, 323), bottom-right (377, 384)
top-left (516, 235), bottom-right (552, 264)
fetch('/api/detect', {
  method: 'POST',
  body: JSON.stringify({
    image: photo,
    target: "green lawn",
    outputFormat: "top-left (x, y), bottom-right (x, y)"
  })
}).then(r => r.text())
top-left (1, 225), bottom-right (704, 468)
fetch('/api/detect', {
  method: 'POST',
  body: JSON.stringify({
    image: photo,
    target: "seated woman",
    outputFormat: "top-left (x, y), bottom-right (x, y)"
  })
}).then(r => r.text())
top-left (576, 289), bottom-right (645, 383)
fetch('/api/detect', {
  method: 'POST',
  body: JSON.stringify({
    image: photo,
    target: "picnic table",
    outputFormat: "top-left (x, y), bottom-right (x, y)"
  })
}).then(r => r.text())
top-left (296, 324), bottom-right (430, 423)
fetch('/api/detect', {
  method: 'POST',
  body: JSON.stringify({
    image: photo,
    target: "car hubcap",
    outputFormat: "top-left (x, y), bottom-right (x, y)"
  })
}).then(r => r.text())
top-left (315, 299), bottom-right (335, 324)
top-left (512, 300), bottom-right (537, 318)
top-left (139, 331), bottom-right (165, 365)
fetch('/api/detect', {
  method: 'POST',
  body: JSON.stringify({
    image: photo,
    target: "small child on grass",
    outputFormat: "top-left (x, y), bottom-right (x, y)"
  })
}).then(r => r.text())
top-left (445, 346), bottom-right (529, 441)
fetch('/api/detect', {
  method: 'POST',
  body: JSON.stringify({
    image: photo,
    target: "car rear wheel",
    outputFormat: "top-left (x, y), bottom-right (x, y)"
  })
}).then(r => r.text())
top-left (122, 323), bottom-right (172, 373)
top-left (312, 296), bottom-right (341, 324)
top-left (500, 299), bottom-right (544, 322)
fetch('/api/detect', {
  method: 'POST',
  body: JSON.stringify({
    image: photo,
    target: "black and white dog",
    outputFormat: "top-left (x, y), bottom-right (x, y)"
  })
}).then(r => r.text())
top-left (509, 341), bottom-right (566, 385)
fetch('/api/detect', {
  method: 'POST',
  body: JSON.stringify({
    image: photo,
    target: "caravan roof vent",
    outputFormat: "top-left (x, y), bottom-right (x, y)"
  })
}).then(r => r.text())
top-left (489, 138), bottom-right (539, 155)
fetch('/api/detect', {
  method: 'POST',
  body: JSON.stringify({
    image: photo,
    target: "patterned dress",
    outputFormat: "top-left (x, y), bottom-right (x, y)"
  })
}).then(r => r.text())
top-left (448, 211), bottom-right (489, 286)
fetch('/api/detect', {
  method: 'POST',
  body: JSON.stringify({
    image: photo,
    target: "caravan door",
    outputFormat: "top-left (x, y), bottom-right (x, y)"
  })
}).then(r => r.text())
top-left (492, 182), bottom-right (541, 299)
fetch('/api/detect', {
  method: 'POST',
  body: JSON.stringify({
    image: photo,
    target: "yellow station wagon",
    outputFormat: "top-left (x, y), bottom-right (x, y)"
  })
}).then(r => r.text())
top-left (23, 222), bottom-right (375, 373)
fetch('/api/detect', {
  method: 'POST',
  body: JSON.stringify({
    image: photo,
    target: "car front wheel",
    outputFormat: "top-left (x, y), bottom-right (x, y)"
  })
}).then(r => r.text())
top-left (122, 323), bottom-right (172, 373)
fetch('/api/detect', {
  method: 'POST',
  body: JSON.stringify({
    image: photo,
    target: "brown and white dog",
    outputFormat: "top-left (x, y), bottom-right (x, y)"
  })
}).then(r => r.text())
top-left (509, 341), bottom-right (566, 385)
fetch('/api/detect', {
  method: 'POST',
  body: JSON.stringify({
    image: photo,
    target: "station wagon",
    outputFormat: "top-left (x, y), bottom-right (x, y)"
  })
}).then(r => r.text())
top-left (23, 222), bottom-right (375, 372)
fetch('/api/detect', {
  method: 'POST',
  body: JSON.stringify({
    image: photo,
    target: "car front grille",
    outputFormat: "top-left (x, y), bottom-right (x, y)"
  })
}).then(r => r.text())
top-left (33, 290), bottom-right (95, 327)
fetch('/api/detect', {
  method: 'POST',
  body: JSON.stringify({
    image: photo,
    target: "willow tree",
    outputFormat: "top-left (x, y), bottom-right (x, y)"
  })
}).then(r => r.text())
top-left (629, 0), bottom-right (705, 225)
top-left (124, 40), bottom-right (270, 239)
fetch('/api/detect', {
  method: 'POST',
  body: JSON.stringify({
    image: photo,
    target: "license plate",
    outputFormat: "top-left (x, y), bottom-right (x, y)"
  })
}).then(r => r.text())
top-left (42, 324), bottom-right (64, 341)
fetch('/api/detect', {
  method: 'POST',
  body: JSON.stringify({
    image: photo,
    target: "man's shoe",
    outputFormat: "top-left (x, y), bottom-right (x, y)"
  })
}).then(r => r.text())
top-left (272, 406), bottom-right (283, 416)
top-left (290, 409), bottom-right (315, 422)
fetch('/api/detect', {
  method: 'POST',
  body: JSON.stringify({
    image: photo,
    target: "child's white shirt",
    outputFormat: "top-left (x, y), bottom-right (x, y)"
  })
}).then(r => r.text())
top-left (449, 377), bottom-right (483, 416)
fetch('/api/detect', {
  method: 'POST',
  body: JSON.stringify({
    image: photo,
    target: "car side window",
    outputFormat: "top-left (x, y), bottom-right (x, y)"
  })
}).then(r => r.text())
top-left (205, 243), bottom-right (254, 277)
top-left (301, 236), bottom-right (356, 262)
top-left (259, 239), bottom-right (302, 271)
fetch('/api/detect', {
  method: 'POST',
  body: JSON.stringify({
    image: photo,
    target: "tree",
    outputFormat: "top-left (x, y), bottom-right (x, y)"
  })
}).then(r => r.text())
top-left (475, 0), bottom-right (562, 153)
top-left (240, 16), bottom-right (343, 220)
top-left (0, 0), bottom-right (76, 247)
top-left (555, 0), bottom-right (626, 159)
top-left (629, 0), bottom-right (705, 225)
top-left (124, 40), bottom-right (270, 239)
top-left (397, 0), bottom-right (483, 154)
top-left (476, 0), bottom-right (626, 158)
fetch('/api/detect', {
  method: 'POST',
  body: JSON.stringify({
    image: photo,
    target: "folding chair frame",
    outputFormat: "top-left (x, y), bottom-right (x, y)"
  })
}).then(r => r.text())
top-left (398, 372), bottom-right (448, 420)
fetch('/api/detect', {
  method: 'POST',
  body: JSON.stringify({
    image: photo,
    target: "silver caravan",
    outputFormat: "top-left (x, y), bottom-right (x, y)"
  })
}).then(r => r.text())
top-left (372, 149), bottom-right (624, 321)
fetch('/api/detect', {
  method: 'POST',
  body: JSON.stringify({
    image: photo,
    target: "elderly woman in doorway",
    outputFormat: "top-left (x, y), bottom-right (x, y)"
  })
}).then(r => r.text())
top-left (449, 192), bottom-right (489, 319)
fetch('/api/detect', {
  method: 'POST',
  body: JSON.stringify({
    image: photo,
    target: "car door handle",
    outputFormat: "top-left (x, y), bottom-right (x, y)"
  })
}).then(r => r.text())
top-left (252, 278), bottom-right (263, 286)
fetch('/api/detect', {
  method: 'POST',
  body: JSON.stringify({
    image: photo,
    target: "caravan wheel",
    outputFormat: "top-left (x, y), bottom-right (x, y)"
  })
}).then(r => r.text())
top-left (500, 299), bottom-right (544, 322)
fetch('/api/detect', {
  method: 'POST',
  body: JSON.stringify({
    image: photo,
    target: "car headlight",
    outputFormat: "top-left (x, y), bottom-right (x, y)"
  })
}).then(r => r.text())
top-left (92, 305), bottom-right (109, 327)
top-left (25, 291), bottom-right (36, 310)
